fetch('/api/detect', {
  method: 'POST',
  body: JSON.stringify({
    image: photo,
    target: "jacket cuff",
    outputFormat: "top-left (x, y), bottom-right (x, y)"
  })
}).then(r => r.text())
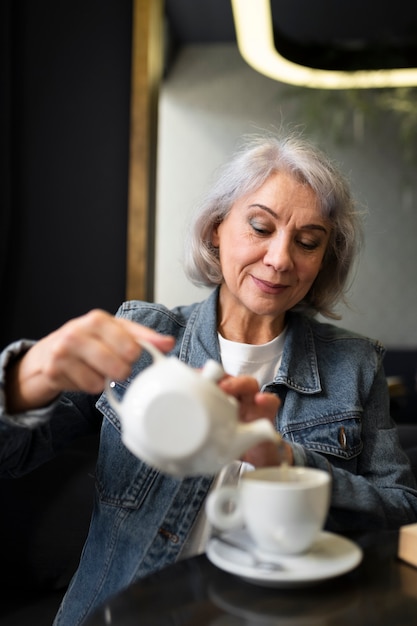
top-left (0, 340), bottom-right (56, 428)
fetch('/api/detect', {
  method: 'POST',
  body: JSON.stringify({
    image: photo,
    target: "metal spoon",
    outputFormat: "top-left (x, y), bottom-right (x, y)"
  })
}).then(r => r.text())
top-left (211, 532), bottom-right (285, 571)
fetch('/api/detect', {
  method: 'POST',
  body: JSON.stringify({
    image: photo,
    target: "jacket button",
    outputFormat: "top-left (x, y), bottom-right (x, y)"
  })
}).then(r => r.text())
top-left (339, 427), bottom-right (347, 450)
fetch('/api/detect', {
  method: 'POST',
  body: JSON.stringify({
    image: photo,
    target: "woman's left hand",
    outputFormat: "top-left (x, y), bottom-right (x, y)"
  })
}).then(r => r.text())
top-left (218, 375), bottom-right (294, 468)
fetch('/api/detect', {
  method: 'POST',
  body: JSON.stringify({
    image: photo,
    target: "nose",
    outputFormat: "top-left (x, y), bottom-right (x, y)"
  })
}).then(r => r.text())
top-left (263, 233), bottom-right (294, 272)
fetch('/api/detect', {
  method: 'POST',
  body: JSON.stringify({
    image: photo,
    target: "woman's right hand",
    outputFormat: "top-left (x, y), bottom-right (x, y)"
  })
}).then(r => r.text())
top-left (219, 374), bottom-right (294, 468)
top-left (5, 309), bottom-right (175, 414)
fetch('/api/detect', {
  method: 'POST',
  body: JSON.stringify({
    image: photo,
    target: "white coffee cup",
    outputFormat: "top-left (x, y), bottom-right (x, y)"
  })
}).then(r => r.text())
top-left (206, 466), bottom-right (331, 555)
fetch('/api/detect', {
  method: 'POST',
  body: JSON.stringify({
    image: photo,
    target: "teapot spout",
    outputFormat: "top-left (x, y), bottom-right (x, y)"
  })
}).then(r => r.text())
top-left (231, 419), bottom-right (280, 459)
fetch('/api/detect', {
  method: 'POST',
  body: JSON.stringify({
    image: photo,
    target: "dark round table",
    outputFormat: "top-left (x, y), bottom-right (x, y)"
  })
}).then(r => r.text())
top-left (86, 531), bottom-right (417, 625)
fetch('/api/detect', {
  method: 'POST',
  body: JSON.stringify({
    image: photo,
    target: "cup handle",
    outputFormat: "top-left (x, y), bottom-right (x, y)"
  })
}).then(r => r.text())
top-left (205, 486), bottom-right (244, 531)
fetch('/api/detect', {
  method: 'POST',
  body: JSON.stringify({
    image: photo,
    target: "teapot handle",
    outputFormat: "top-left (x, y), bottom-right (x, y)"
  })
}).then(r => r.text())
top-left (105, 338), bottom-right (166, 412)
top-left (134, 338), bottom-right (166, 363)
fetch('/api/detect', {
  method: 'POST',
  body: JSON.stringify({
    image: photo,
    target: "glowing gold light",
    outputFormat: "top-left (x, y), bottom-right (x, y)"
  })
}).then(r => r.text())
top-left (231, 0), bottom-right (417, 89)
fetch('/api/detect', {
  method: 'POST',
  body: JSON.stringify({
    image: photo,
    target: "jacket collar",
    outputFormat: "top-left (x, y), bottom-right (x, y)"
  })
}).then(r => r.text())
top-left (180, 288), bottom-right (322, 395)
top-left (276, 312), bottom-right (322, 394)
top-left (179, 288), bottom-right (221, 366)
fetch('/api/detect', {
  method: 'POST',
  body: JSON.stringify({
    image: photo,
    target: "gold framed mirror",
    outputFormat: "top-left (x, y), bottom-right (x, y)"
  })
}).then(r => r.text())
top-left (126, 0), bottom-right (164, 301)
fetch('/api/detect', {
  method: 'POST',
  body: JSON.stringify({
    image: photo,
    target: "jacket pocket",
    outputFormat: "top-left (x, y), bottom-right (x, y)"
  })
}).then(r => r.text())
top-left (95, 413), bottom-right (162, 509)
top-left (284, 411), bottom-right (363, 461)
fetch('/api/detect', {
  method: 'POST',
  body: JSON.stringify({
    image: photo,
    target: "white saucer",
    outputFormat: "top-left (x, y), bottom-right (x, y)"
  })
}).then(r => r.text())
top-left (206, 529), bottom-right (363, 588)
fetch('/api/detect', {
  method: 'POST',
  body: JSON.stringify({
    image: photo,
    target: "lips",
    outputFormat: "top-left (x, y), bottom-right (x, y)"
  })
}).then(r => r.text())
top-left (251, 276), bottom-right (290, 294)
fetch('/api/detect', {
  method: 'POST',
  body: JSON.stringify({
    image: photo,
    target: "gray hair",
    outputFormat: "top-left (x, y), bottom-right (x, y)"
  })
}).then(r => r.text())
top-left (183, 132), bottom-right (363, 319)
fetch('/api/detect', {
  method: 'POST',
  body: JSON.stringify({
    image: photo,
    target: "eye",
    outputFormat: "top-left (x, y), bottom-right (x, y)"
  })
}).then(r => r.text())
top-left (297, 238), bottom-right (321, 251)
top-left (249, 219), bottom-right (271, 235)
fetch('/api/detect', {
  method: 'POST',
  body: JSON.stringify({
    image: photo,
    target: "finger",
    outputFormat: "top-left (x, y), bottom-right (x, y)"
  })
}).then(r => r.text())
top-left (52, 311), bottom-right (175, 383)
top-left (117, 318), bottom-right (175, 353)
top-left (47, 333), bottom-right (133, 389)
top-left (238, 391), bottom-right (280, 423)
top-left (43, 352), bottom-right (108, 394)
top-left (48, 315), bottom-right (135, 382)
top-left (253, 391), bottom-right (280, 418)
top-left (241, 441), bottom-right (281, 467)
top-left (75, 311), bottom-right (174, 361)
top-left (242, 440), bottom-right (293, 468)
top-left (218, 375), bottom-right (259, 400)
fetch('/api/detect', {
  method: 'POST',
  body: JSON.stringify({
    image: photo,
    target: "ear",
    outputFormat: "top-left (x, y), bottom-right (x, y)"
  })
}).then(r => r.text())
top-left (211, 222), bottom-right (220, 247)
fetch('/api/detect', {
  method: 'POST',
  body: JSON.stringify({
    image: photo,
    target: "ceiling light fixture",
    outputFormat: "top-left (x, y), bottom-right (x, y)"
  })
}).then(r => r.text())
top-left (231, 0), bottom-right (417, 89)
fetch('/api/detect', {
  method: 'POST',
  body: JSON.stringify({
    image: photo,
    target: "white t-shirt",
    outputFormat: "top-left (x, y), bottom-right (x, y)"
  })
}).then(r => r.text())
top-left (218, 330), bottom-right (286, 384)
top-left (179, 328), bottom-right (286, 559)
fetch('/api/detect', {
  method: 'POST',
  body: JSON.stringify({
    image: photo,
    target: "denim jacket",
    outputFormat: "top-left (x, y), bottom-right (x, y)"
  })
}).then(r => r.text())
top-left (1, 288), bottom-right (416, 626)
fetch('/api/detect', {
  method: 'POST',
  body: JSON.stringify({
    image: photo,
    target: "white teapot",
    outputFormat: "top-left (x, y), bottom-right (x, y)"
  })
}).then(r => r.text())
top-left (105, 340), bottom-right (279, 477)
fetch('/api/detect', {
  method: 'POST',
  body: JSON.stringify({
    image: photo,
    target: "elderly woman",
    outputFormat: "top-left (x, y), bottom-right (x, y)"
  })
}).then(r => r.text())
top-left (1, 132), bottom-right (416, 626)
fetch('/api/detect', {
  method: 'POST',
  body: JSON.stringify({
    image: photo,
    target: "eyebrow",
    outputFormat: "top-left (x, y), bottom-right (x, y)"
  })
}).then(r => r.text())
top-left (249, 203), bottom-right (329, 235)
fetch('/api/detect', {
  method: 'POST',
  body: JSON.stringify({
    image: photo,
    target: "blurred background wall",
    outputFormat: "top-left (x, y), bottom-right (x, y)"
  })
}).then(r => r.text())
top-left (156, 45), bottom-right (417, 348)
top-left (2, 1), bottom-right (417, 352)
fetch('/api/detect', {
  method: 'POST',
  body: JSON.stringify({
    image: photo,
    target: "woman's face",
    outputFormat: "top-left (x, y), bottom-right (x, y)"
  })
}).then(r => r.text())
top-left (212, 171), bottom-right (330, 340)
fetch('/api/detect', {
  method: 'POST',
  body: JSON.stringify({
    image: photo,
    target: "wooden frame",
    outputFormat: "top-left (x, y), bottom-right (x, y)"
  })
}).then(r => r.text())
top-left (126, 0), bottom-right (164, 301)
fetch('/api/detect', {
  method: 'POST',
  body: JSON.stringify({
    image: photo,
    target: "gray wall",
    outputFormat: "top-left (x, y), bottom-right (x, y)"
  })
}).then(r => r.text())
top-left (156, 44), bottom-right (417, 348)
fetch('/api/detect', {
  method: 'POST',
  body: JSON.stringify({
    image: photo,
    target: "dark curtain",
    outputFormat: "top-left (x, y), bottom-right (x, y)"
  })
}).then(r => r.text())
top-left (0, 0), bottom-right (133, 349)
top-left (0, 0), bottom-right (134, 605)
top-left (0, 2), bottom-right (12, 326)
